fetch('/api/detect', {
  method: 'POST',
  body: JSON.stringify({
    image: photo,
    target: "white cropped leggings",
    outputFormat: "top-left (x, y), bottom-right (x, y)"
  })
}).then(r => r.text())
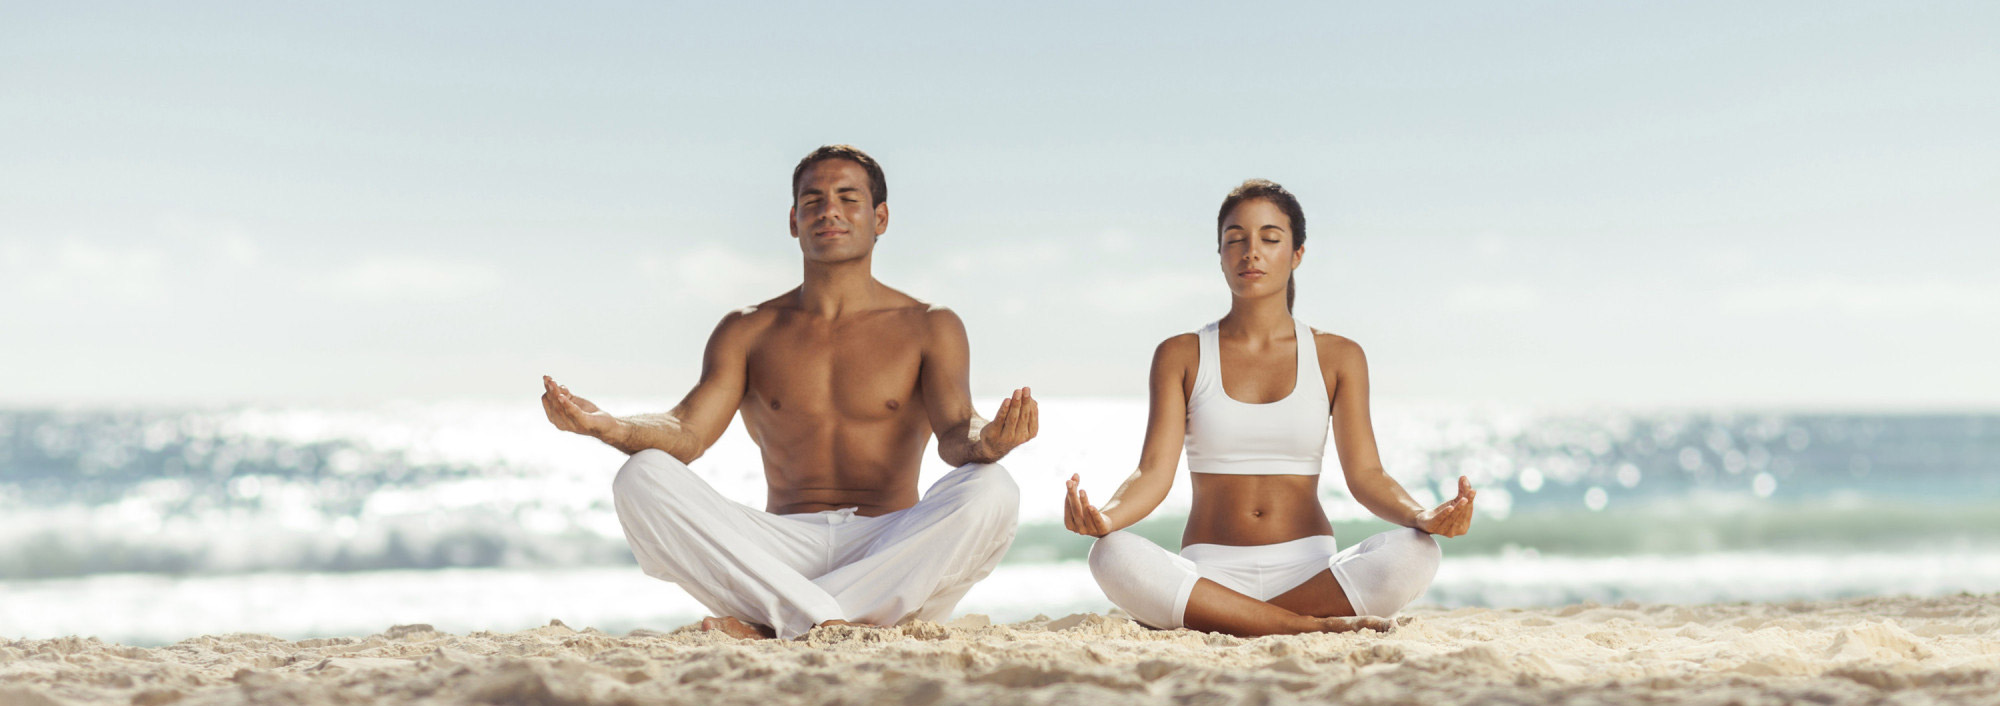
top-left (613, 450), bottom-right (1019, 639)
top-left (1087, 529), bottom-right (1441, 629)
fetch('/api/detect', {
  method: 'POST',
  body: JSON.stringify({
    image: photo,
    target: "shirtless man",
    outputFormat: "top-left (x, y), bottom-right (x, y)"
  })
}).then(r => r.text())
top-left (541, 145), bottom-right (1035, 639)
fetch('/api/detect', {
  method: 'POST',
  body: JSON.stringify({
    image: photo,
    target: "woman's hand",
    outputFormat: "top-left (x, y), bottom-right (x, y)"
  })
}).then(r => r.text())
top-left (1064, 474), bottom-right (1113, 537)
top-left (1414, 475), bottom-right (1476, 538)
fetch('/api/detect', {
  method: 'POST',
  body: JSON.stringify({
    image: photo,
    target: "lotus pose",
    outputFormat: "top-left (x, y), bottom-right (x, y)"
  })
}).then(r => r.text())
top-left (544, 145), bottom-right (1034, 640)
top-left (1065, 179), bottom-right (1475, 636)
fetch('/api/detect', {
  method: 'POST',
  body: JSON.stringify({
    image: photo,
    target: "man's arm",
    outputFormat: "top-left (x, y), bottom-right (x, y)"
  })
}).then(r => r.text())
top-left (917, 306), bottom-right (1036, 466)
top-left (542, 310), bottom-right (753, 463)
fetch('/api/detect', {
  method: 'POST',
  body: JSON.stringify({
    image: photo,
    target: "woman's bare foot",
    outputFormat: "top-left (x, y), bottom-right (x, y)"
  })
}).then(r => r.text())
top-left (698, 616), bottom-right (775, 639)
top-left (1311, 615), bottom-right (1395, 633)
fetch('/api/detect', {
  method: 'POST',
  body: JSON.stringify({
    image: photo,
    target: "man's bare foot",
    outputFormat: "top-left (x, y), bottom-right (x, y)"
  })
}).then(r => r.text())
top-left (813, 619), bottom-right (878, 630)
top-left (697, 616), bottom-right (775, 639)
top-left (1312, 615), bottom-right (1395, 634)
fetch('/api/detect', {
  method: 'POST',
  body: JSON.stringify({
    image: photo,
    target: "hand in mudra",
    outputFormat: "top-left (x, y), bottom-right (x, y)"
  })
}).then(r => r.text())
top-left (975, 387), bottom-right (1039, 459)
top-left (541, 376), bottom-right (618, 439)
top-left (1415, 475), bottom-right (1476, 538)
top-left (1063, 474), bottom-right (1111, 538)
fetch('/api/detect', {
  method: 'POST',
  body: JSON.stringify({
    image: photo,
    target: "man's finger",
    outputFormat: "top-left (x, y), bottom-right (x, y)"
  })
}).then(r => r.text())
top-left (541, 393), bottom-right (562, 427)
top-left (1025, 396), bottom-right (1039, 439)
top-left (982, 407), bottom-right (1007, 446)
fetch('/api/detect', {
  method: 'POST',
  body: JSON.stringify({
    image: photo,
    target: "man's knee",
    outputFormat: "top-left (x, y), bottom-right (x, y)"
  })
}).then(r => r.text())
top-left (945, 462), bottom-right (1020, 522)
top-left (612, 449), bottom-right (687, 503)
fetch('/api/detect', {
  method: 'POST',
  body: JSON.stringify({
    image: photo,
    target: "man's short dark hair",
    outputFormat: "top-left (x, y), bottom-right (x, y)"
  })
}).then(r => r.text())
top-left (791, 145), bottom-right (887, 207)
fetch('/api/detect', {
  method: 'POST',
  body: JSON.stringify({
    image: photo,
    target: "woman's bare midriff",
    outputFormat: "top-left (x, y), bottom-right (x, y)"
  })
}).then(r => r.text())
top-left (1182, 472), bottom-right (1334, 548)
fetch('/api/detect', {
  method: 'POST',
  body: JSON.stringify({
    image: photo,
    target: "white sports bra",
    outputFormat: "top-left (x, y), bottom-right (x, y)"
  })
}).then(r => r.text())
top-left (1183, 318), bottom-right (1331, 476)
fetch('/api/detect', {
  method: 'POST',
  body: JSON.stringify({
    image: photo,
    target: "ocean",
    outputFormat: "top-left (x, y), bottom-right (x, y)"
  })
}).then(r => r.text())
top-left (3, 399), bottom-right (1997, 646)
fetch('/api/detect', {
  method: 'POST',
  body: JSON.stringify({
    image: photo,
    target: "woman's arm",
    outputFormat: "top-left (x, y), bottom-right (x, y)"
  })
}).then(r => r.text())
top-left (1065, 335), bottom-right (1196, 536)
top-left (1325, 333), bottom-right (1476, 537)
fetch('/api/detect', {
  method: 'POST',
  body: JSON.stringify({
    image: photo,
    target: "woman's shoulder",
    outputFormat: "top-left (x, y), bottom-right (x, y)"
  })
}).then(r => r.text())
top-left (1304, 325), bottom-right (1366, 366)
top-left (1154, 332), bottom-right (1200, 362)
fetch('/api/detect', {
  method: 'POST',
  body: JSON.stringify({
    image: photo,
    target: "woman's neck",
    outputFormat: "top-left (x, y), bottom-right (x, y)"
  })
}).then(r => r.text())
top-left (1219, 295), bottom-right (1292, 341)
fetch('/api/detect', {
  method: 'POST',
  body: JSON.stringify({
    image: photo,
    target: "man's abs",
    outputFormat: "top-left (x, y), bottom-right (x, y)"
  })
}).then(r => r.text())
top-left (737, 306), bottom-right (937, 516)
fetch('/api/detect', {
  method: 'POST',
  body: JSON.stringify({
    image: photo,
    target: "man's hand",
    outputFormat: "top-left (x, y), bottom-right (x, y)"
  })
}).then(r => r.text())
top-left (1414, 475), bottom-right (1476, 537)
top-left (1063, 474), bottom-right (1112, 537)
top-left (541, 376), bottom-right (622, 442)
top-left (973, 387), bottom-right (1038, 461)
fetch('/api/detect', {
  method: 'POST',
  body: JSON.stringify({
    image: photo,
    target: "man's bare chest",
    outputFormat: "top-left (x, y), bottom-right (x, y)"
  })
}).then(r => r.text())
top-left (742, 326), bottom-right (925, 422)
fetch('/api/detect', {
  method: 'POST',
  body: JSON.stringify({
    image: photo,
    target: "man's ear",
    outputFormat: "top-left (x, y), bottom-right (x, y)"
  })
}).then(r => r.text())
top-left (874, 202), bottom-right (890, 236)
top-left (788, 205), bottom-right (799, 239)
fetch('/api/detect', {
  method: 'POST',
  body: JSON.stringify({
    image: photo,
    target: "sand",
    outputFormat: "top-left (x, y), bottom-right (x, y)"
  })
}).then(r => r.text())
top-left (4, 594), bottom-right (1999, 705)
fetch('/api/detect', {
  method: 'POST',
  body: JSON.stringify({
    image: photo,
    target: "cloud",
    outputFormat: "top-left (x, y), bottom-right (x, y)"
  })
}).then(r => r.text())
top-left (1446, 283), bottom-right (1544, 313)
top-left (639, 245), bottom-right (796, 308)
top-left (1720, 279), bottom-right (2000, 318)
top-left (311, 257), bottom-right (504, 302)
top-left (1084, 270), bottom-right (1216, 315)
top-left (0, 238), bottom-right (166, 302)
top-left (157, 215), bottom-right (260, 267)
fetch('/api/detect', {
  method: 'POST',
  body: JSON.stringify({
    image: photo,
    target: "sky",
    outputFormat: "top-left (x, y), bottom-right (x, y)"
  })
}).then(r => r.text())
top-left (2, 2), bottom-right (1997, 409)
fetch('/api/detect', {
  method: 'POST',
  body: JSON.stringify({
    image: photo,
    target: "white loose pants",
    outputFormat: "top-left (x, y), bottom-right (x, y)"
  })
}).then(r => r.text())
top-left (612, 449), bottom-right (1019, 639)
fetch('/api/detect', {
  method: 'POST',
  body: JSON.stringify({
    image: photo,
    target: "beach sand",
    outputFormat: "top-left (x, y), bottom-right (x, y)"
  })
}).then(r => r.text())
top-left (5, 594), bottom-right (1998, 705)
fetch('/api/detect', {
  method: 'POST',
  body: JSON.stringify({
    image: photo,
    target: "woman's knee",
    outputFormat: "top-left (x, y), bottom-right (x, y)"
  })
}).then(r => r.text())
top-left (1398, 528), bottom-right (1442, 564)
top-left (1086, 531), bottom-right (1151, 578)
top-left (1088, 532), bottom-right (1190, 628)
top-left (1353, 529), bottom-right (1442, 616)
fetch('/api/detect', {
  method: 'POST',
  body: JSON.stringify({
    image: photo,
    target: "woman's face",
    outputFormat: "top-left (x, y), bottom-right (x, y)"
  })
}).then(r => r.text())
top-left (1219, 198), bottom-right (1302, 301)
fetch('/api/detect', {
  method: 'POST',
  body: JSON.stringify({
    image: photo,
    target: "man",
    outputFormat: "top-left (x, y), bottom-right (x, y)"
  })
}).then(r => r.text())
top-left (541, 145), bottom-right (1035, 640)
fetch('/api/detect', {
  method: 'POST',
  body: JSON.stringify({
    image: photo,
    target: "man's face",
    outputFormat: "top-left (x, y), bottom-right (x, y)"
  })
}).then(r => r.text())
top-left (789, 159), bottom-right (888, 264)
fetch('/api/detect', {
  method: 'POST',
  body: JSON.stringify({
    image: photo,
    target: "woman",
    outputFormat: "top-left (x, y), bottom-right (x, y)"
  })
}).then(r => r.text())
top-left (1064, 179), bottom-right (1476, 636)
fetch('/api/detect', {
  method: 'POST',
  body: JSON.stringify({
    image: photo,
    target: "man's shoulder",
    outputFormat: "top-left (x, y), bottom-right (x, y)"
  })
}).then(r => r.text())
top-left (869, 284), bottom-right (963, 331)
top-left (710, 296), bottom-right (789, 340)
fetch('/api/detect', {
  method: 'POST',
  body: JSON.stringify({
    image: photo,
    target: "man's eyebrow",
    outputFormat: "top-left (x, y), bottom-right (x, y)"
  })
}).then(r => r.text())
top-left (799, 187), bottom-right (826, 197)
top-left (834, 186), bottom-right (863, 195)
top-left (1258, 224), bottom-right (1287, 232)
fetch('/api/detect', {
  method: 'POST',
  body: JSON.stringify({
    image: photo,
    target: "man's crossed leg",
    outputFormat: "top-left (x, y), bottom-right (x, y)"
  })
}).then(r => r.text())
top-left (612, 449), bottom-right (1020, 639)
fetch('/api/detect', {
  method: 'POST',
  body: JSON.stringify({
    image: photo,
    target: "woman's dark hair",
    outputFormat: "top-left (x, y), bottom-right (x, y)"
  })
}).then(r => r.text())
top-left (1217, 179), bottom-right (1307, 311)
